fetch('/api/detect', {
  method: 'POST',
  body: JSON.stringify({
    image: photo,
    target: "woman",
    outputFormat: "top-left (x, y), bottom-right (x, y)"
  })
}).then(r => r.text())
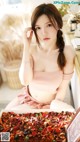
top-left (5, 3), bottom-right (75, 111)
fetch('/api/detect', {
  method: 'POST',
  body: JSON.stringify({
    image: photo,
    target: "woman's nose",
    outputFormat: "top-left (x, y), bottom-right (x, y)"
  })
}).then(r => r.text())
top-left (41, 27), bottom-right (47, 35)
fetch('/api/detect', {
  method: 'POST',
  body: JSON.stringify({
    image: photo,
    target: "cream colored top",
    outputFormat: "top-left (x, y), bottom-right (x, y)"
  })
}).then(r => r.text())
top-left (19, 44), bottom-right (75, 104)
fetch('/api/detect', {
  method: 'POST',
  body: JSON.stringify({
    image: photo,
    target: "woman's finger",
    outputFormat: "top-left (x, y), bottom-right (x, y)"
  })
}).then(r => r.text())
top-left (42, 105), bottom-right (50, 109)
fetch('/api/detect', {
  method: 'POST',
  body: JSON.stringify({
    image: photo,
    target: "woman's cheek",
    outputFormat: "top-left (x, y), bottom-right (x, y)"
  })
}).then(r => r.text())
top-left (37, 34), bottom-right (42, 41)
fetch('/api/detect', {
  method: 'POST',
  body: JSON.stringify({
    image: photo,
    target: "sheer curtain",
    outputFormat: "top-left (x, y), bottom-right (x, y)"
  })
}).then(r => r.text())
top-left (0, 0), bottom-right (21, 6)
top-left (0, 0), bottom-right (7, 6)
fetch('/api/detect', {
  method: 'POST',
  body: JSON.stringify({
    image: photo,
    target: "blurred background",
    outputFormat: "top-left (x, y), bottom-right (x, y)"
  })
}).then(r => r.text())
top-left (0, 0), bottom-right (80, 111)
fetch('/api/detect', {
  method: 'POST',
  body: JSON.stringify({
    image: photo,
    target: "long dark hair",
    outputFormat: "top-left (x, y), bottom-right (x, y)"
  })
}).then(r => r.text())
top-left (31, 3), bottom-right (66, 70)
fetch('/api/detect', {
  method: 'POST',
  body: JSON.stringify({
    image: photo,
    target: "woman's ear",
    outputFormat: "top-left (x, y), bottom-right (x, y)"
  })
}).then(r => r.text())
top-left (56, 26), bottom-right (59, 31)
top-left (54, 21), bottom-right (59, 31)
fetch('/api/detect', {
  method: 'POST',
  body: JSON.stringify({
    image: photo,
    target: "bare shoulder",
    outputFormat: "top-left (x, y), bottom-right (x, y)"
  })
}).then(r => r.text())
top-left (64, 45), bottom-right (75, 60)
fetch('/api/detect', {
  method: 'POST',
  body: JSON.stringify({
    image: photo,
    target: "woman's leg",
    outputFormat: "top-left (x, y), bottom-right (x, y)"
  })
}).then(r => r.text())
top-left (5, 86), bottom-right (50, 110)
top-left (5, 87), bottom-right (28, 110)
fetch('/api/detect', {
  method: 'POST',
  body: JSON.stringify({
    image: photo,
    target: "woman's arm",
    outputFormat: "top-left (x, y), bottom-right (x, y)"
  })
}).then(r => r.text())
top-left (55, 73), bottom-right (73, 101)
top-left (50, 46), bottom-right (75, 111)
top-left (55, 45), bottom-right (75, 101)
top-left (19, 28), bottom-right (34, 86)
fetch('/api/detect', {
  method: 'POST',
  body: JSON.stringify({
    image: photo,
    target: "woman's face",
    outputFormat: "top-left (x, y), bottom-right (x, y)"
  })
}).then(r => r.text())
top-left (35, 14), bottom-right (58, 50)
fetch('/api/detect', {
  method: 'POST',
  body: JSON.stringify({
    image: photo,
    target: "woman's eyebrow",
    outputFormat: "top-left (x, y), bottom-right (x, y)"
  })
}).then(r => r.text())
top-left (35, 21), bottom-right (51, 27)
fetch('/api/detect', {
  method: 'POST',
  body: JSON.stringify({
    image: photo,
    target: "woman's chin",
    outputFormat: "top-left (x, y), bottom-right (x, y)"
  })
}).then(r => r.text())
top-left (40, 43), bottom-right (51, 50)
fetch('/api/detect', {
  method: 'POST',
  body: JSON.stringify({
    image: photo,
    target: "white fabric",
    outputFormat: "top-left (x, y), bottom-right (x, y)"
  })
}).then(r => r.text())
top-left (50, 100), bottom-right (75, 112)
top-left (5, 100), bottom-right (75, 113)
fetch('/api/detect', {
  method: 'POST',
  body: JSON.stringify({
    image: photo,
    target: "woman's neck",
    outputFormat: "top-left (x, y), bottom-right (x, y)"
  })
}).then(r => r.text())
top-left (38, 44), bottom-right (58, 53)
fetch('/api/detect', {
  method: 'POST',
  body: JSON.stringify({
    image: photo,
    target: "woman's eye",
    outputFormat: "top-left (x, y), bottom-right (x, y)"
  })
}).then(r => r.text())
top-left (47, 23), bottom-right (52, 27)
top-left (35, 27), bottom-right (41, 30)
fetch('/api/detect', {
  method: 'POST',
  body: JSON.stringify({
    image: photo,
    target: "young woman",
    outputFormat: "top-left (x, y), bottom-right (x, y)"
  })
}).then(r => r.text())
top-left (5, 3), bottom-right (75, 111)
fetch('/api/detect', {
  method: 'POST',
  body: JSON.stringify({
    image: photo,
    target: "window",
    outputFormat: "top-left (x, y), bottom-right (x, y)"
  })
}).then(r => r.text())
top-left (6, 0), bottom-right (21, 4)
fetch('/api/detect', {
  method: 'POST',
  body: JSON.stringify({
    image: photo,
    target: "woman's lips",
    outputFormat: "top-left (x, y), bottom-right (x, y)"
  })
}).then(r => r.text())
top-left (43, 38), bottom-right (50, 40)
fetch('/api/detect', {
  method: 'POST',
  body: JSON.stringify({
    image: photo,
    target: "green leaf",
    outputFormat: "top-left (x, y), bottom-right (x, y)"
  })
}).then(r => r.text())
top-left (25, 136), bottom-right (29, 141)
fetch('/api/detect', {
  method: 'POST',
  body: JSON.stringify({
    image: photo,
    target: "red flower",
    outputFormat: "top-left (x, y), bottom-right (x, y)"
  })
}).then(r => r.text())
top-left (32, 131), bottom-right (37, 136)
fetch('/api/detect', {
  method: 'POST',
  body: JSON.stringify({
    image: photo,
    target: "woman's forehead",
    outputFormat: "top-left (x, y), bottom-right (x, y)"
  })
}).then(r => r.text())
top-left (36, 14), bottom-right (50, 25)
top-left (35, 14), bottom-right (58, 29)
top-left (35, 14), bottom-right (52, 26)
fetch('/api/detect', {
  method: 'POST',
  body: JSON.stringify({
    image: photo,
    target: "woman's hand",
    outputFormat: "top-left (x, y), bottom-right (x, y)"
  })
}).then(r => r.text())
top-left (23, 27), bottom-right (33, 48)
